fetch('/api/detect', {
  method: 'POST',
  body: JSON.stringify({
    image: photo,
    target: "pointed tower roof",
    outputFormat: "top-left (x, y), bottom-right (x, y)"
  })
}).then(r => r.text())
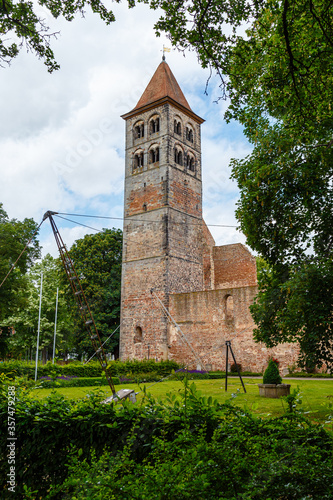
top-left (121, 60), bottom-right (204, 123)
top-left (134, 61), bottom-right (192, 111)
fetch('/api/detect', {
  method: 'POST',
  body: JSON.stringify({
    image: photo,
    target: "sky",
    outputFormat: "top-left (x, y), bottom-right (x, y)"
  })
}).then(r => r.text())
top-left (0, 2), bottom-right (252, 258)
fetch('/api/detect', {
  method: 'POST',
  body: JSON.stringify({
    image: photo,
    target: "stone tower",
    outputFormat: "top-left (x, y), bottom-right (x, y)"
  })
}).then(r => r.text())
top-left (119, 59), bottom-right (205, 361)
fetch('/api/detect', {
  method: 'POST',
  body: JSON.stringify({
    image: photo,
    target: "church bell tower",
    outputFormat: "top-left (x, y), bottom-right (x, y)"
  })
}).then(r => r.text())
top-left (119, 59), bottom-right (205, 361)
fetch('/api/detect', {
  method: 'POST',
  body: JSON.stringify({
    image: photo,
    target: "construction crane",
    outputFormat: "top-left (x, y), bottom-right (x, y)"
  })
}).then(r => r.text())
top-left (43, 211), bottom-right (135, 403)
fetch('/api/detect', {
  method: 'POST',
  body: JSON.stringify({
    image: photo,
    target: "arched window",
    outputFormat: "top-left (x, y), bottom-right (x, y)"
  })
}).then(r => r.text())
top-left (149, 116), bottom-right (160, 134)
top-left (174, 147), bottom-right (183, 166)
top-left (134, 326), bottom-right (143, 343)
top-left (149, 146), bottom-right (159, 164)
top-left (134, 121), bottom-right (144, 139)
top-left (133, 151), bottom-right (144, 170)
top-left (186, 126), bottom-right (194, 143)
top-left (174, 120), bottom-right (181, 135)
top-left (186, 153), bottom-right (195, 172)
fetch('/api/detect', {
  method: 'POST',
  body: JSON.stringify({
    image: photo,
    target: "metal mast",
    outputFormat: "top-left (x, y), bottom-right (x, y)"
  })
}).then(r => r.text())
top-left (43, 211), bottom-right (116, 397)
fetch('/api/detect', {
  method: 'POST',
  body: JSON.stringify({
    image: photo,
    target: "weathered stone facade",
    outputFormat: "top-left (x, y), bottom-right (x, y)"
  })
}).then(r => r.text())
top-left (119, 60), bottom-right (299, 373)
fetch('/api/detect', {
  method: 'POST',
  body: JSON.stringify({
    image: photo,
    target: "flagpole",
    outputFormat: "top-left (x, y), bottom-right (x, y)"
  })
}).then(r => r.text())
top-left (52, 287), bottom-right (59, 364)
top-left (35, 272), bottom-right (43, 382)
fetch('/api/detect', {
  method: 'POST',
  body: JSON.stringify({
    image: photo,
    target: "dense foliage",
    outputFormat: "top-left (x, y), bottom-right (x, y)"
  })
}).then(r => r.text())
top-left (0, 204), bottom-right (40, 357)
top-left (62, 228), bottom-right (123, 358)
top-left (1, 378), bottom-right (333, 499)
top-left (134, 0), bottom-right (333, 370)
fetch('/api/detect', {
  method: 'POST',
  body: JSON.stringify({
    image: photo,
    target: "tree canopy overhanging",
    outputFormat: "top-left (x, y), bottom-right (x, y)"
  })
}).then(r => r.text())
top-left (0, 0), bottom-right (121, 71)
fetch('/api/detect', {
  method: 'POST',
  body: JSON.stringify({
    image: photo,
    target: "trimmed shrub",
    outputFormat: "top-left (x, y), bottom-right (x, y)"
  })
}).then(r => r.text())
top-left (109, 359), bottom-right (180, 377)
top-left (263, 358), bottom-right (282, 384)
top-left (230, 363), bottom-right (242, 373)
top-left (0, 359), bottom-right (181, 380)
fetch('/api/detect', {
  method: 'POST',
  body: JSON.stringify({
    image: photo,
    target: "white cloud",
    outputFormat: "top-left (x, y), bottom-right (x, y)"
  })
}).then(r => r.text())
top-left (0, 1), bottom-right (252, 257)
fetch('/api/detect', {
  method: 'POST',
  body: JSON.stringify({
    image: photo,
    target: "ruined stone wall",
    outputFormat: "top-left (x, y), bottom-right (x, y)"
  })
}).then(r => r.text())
top-left (213, 243), bottom-right (257, 289)
top-left (202, 221), bottom-right (215, 290)
top-left (168, 287), bottom-right (299, 374)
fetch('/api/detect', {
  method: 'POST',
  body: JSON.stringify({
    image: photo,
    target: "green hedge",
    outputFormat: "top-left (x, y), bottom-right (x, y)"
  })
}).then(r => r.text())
top-left (170, 371), bottom-right (210, 380)
top-left (38, 376), bottom-right (121, 388)
top-left (288, 371), bottom-right (333, 378)
top-left (1, 379), bottom-right (333, 499)
top-left (0, 359), bottom-right (181, 380)
top-left (208, 371), bottom-right (263, 379)
top-left (0, 360), bottom-right (102, 379)
top-left (110, 359), bottom-right (180, 376)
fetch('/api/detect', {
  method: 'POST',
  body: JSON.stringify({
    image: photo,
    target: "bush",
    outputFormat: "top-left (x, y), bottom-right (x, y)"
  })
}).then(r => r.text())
top-left (51, 385), bottom-right (333, 500)
top-left (230, 362), bottom-right (242, 373)
top-left (263, 358), bottom-right (282, 384)
top-left (56, 415), bottom-right (333, 500)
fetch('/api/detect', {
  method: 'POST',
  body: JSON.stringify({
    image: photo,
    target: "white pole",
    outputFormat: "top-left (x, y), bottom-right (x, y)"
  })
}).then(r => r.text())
top-left (35, 272), bottom-right (43, 382)
top-left (52, 287), bottom-right (59, 364)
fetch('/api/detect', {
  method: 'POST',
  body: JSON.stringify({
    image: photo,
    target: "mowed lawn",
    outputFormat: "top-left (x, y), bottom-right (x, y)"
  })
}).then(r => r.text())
top-left (28, 377), bottom-right (333, 427)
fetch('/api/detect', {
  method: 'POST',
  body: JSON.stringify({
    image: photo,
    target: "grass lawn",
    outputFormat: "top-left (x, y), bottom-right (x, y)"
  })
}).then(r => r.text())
top-left (28, 377), bottom-right (333, 428)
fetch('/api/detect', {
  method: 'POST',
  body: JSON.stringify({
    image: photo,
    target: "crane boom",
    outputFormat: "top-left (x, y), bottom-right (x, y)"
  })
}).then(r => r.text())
top-left (43, 211), bottom-right (116, 397)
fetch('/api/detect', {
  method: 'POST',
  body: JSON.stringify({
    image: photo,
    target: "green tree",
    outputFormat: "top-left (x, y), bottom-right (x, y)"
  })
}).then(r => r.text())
top-left (0, 203), bottom-right (40, 357)
top-left (4, 254), bottom-right (74, 361)
top-left (227, 0), bottom-right (333, 370)
top-left (0, 0), bottom-right (125, 72)
top-left (135, 0), bottom-right (333, 369)
top-left (63, 228), bottom-right (122, 359)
